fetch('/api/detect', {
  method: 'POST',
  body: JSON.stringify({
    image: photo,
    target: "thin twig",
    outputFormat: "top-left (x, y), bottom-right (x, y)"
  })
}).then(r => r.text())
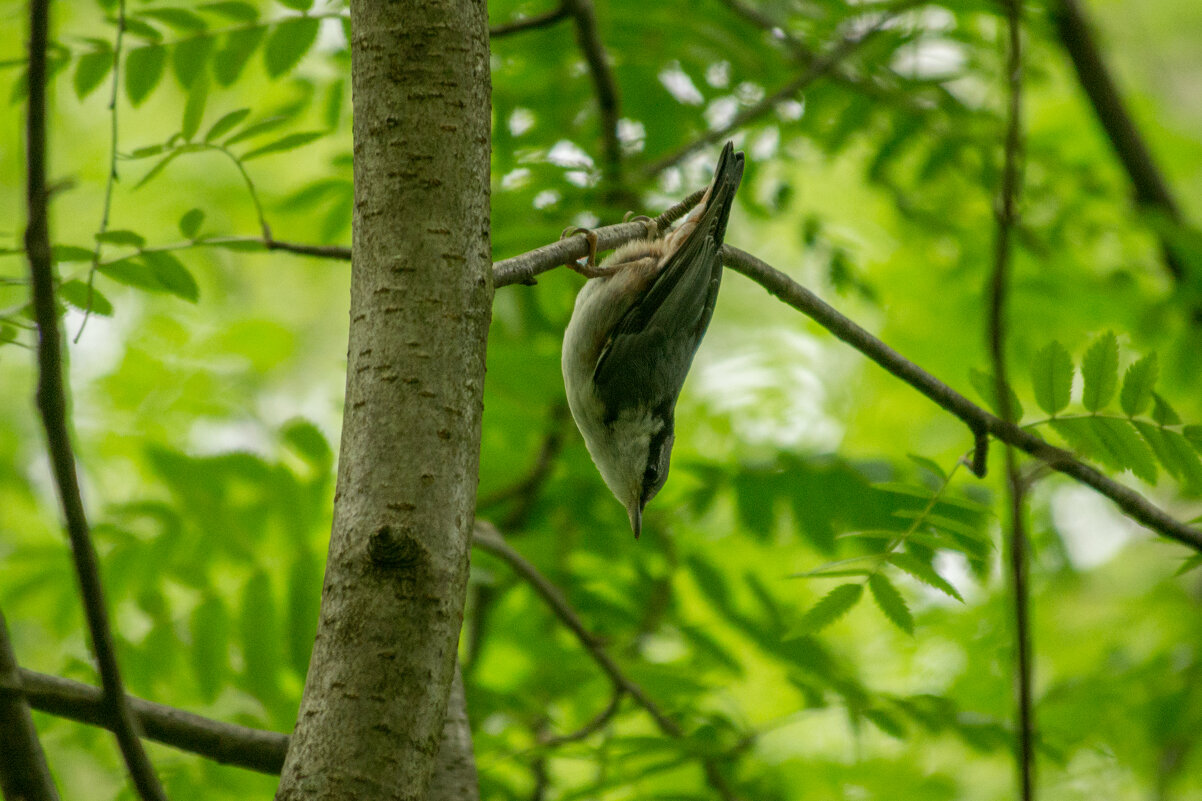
top-left (0, 612), bottom-right (60, 801)
top-left (265, 237), bottom-right (351, 260)
top-left (539, 689), bottom-right (625, 747)
top-left (18, 669), bottom-right (287, 774)
top-left (490, 5), bottom-right (570, 38)
top-left (477, 404), bottom-right (570, 527)
top-left (75, 0), bottom-right (126, 342)
top-left (987, 1), bottom-right (1034, 797)
top-left (719, 245), bottom-right (1202, 553)
top-left (563, 0), bottom-right (623, 192)
top-left (1049, 0), bottom-right (1189, 284)
top-left (23, 0), bottom-right (167, 795)
top-left (713, 0), bottom-right (814, 63)
top-left (644, 4), bottom-right (913, 177)
top-left (472, 523), bottom-right (741, 801)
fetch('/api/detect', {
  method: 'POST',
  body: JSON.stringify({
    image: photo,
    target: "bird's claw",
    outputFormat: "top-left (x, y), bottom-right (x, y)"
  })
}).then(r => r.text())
top-left (623, 213), bottom-right (658, 240)
top-left (561, 226), bottom-right (605, 277)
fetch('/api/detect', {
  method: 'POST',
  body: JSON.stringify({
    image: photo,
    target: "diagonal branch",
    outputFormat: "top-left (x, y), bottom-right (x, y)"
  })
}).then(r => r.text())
top-left (0, 613), bottom-right (60, 801)
top-left (720, 245), bottom-right (1202, 552)
top-left (490, 5), bottom-right (570, 38)
top-left (472, 522), bottom-right (741, 801)
top-left (986, 1), bottom-right (1035, 797)
top-left (1049, 0), bottom-right (1189, 284)
top-left (643, 6), bottom-right (912, 177)
top-left (24, 0), bottom-right (167, 796)
top-left (563, 0), bottom-right (624, 191)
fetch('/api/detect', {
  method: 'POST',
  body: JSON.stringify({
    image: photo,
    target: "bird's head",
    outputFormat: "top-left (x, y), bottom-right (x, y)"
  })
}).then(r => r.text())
top-left (588, 413), bottom-right (675, 540)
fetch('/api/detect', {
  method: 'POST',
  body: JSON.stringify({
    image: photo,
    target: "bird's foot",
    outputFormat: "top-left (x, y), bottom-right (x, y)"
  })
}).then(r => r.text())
top-left (623, 213), bottom-right (658, 239)
top-left (561, 226), bottom-right (606, 277)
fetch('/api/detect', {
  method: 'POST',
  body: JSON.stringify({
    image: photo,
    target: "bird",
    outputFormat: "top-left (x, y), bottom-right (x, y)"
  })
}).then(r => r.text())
top-left (561, 141), bottom-right (744, 538)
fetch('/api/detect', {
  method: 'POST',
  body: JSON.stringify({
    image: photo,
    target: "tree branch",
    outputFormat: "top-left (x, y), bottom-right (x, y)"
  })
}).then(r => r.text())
top-left (494, 188), bottom-right (705, 287)
top-left (719, 245), bottom-right (1202, 552)
top-left (987, 2), bottom-right (1034, 796)
top-left (0, 613), bottom-right (60, 801)
top-left (539, 689), bottom-right (625, 747)
top-left (644, 2), bottom-right (920, 177)
top-left (472, 522), bottom-right (741, 801)
top-left (562, 0), bottom-right (624, 193)
top-left (264, 236), bottom-right (351, 260)
top-left (477, 404), bottom-right (570, 527)
top-left (19, 669), bottom-right (287, 774)
top-left (490, 5), bottom-right (570, 38)
top-left (1049, 0), bottom-right (1189, 283)
top-left (24, 0), bottom-right (167, 797)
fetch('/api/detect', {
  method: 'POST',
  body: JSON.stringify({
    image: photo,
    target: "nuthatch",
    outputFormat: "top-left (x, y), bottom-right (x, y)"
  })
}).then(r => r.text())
top-left (561, 142), bottom-right (744, 538)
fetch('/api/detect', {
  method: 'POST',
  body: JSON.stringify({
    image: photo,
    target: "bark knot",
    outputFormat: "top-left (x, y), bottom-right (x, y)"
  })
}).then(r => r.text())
top-left (368, 524), bottom-right (424, 570)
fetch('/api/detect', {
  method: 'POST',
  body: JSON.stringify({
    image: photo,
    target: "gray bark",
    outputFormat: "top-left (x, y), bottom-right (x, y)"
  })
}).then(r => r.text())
top-left (274, 0), bottom-right (492, 798)
top-left (428, 666), bottom-right (479, 801)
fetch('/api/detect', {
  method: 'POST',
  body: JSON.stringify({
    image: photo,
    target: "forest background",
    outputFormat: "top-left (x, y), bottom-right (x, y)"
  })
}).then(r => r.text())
top-left (2, 0), bottom-right (1202, 799)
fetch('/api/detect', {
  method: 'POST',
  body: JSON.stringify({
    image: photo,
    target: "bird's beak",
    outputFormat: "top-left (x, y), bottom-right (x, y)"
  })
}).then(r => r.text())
top-left (628, 505), bottom-right (642, 540)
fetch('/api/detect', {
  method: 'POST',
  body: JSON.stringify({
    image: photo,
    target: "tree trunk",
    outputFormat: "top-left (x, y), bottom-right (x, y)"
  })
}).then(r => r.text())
top-left (274, 1), bottom-right (492, 798)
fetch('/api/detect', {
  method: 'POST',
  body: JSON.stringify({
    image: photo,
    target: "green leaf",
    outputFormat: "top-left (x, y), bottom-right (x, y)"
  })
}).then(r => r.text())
top-left (222, 115), bottom-right (287, 146)
top-left (864, 707), bottom-right (907, 738)
top-left (241, 571), bottom-right (279, 702)
top-left (283, 419), bottom-right (332, 467)
top-left (143, 251), bottom-right (199, 302)
top-left (125, 45), bottom-right (166, 106)
top-left (1030, 341), bottom-right (1072, 416)
top-left (1151, 393), bottom-right (1181, 426)
top-left (906, 453), bottom-right (947, 482)
top-left (122, 18), bottom-right (163, 42)
top-left (1119, 353), bottom-right (1158, 417)
top-left (59, 280), bottom-right (113, 316)
top-left (135, 146), bottom-right (201, 189)
top-left (178, 208), bottom-right (205, 239)
top-left (287, 550), bottom-right (321, 676)
top-left (181, 75), bottom-right (209, 140)
top-left (191, 595), bottom-right (229, 703)
top-left (98, 257), bottom-right (161, 292)
top-left (214, 27), bottom-right (266, 86)
top-left (888, 552), bottom-right (963, 602)
top-left (96, 229), bottom-right (145, 248)
top-left (138, 8), bottom-right (207, 31)
top-left (1182, 425), bottom-right (1202, 455)
top-left (787, 583), bottom-right (863, 638)
top-left (199, 1), bottom-right (259, 21)
top-left (278, 0), bottom-right (315, 10)
top-left (203, 108), bottom-right (250, 142)
top-left (1134, 423), bottom-right (1202, 489)
top-left (52, 245), bottom-right (96, 262)
top-left (240, 131), bottom-right (323, 161)
top-left (873, 482), bottom-right (933, 501)
top-left (324, 80), bottom-right (344, 129)
top-left (172, 35), bottom-right (214, 89)
top-left (969, 368), bottom-right (1023, 421)
top-left (1175, 553), bottom-right (1202, 576)
top-left (1052, 408), bottom-right (1153, 476)
top-left (1081, 331), bottom-right (1119, 412)
top-left (868, 574), bottom-right (913, 634)
top-left (263, 18), bottom-right (320, 78)
top-left (1092, 417), bottom-right (1158, 483)
top-left (74, 48), bottom-right (112, 100)
top-left (127, 143), bottom-right (167, 160)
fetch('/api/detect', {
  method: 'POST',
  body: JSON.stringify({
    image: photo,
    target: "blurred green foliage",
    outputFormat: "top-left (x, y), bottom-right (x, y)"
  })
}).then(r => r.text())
top-left (2, 0), bottom-right (1202, 798)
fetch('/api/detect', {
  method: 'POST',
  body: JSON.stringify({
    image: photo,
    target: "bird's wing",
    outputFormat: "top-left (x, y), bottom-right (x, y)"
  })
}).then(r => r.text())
top-left (591, 142), bottom-right (743, 423)
top-left (591, 229), bottom-right (723, 421)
